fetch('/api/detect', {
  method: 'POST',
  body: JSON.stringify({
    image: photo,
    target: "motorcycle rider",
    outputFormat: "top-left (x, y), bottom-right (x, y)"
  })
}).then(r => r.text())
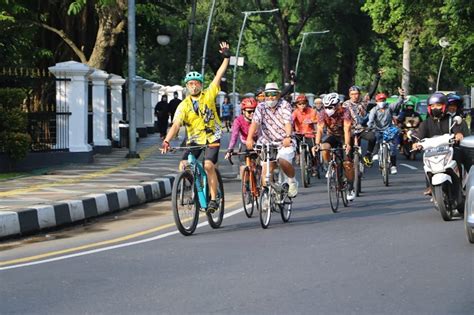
top-left (412, 92), bottom-right (464, 196)
top-left (447, 93), bottom-right (469, 136)
top-left (397, 97), bottom-right (422, 157)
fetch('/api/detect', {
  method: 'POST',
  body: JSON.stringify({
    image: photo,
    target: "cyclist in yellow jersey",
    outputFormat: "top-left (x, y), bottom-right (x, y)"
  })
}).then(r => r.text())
top-left (161, 42), bottom-right (230, 213)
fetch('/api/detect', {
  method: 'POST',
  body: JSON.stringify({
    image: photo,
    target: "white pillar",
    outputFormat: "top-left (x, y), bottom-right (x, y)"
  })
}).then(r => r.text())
top-left (89, 69), bottom-right (111, 152)
top-left (217, 91), bottom-right (226, 118)
top-left (48, 61), bottom-right (93, 153)
top-left (151, 84), bottom-right (162, 127)
top-left (143, 81), bottom-right (155, 133)
top-left (306, 93), bottom-right (315, 107)
top-left (108, 74), bottom-right (126, 144)
top-left (135, 76), bottom-right (147, 137)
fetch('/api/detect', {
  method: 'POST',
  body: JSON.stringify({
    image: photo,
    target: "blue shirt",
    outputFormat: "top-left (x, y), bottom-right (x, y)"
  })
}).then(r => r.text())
top-left (221, 103), bottom-right (232, 117)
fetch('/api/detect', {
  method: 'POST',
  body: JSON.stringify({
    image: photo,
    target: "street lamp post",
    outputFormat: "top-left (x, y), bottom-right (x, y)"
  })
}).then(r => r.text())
top-left (201, 0), bottom-right (217, 78)
top-left (232, 9), bottom-right (279, 100)
top-left (294, 30), bottom-right (329, 97)
top-left (436, 37), bottom-right (450, 92)
top-left (126, 0), bottom-right (139, 158)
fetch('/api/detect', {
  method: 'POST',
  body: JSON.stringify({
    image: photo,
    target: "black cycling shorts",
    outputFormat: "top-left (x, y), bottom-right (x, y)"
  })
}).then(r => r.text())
top-left (322, 135), bottom-right (343, 148)
top-left (181, 140), bottom-right (220, 164)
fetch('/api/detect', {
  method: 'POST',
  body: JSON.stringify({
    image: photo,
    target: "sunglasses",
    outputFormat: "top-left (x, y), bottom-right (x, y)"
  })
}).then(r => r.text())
top-left (244, 110), bottom-right (255, 114)
top-left (265, 92), bottom-right (279, 97)
top-left (325, 106), bottom-right (335, 110)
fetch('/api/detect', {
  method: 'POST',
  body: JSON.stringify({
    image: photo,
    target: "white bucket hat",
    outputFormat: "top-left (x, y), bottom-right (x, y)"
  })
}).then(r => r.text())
top-left (264, 82), bottom-right (279, 92)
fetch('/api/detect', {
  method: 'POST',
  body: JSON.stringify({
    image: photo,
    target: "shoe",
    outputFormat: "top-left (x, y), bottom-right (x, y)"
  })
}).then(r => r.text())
top-left (207, 200), bottom-right (219, 213)
top-left (347, 190), bottom-right (355, 201)
top-left (363, 155), bottom-right (373, 167)
top-left (288, 181), bottom-right (298, 198)
top-left (372, 154), bottom-right (379, 161)
top-left (424, 187), bottom-right (432, 196)
top-left (390, 166), bottom-right (398, 175)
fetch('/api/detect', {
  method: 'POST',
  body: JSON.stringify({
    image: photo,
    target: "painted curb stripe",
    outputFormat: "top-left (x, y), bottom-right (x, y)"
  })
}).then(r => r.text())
top-left (1, 176), bottom-right (174, 239)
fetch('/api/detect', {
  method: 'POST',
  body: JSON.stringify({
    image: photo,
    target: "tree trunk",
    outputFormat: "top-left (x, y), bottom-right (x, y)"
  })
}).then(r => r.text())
top-left (402, 38), bottom-right (410, 94)
top-left (337, 51), bottom-right (356, 95)
top-left (87, 1), bottom-right (127, 69)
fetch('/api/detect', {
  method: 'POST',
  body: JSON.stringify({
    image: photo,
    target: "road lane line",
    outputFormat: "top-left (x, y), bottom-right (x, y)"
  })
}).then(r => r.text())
top-left (400, 163), bottom-right (418, 170)
top-left (0, 202), bottom-right (243, 271)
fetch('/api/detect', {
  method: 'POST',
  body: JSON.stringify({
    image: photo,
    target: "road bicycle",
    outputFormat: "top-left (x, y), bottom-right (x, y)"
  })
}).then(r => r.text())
top-left (170, 146), bottom-right (224, 236)
top-left (322, 147), bottom-right (349, 213)
top-left (229, 149), bottom-right (262, 218)
top-left (258, 143), bottom-right (293, 229)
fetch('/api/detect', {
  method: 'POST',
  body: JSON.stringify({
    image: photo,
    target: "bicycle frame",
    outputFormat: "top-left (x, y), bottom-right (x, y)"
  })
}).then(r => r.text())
top-left (186, 150), bottom-right (208, 210)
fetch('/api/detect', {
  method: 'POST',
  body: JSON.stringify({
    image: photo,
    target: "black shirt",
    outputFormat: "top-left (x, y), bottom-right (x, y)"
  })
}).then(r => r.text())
top-left (416, 115), bottom-right (461, 139)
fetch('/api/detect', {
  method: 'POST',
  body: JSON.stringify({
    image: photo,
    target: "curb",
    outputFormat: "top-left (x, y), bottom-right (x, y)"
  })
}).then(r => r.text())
top-left (0, 174), bottom-right (176, 240)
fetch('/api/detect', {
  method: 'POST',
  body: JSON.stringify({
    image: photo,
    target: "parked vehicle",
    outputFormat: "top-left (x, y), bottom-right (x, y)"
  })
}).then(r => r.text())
top-left (459, 135), bottom-right (474, 243)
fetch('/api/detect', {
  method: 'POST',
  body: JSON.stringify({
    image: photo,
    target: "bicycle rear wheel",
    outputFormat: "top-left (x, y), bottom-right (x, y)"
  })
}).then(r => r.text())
top-left (241, 166), bottom-right (255, 218)
top-left (280, 195), bottom-right (292, 222)
top-left (172, 171), bottom-right (199, 236)
top-left (207, 169), bottom-right (225, 228)
top-left (327, 163), bottom-right (339, 213)
top-left (382, 145), bottom-right (390, 186)
top-left (341, 177), bottom-right (349, 207)
top-left (259, 187), bottom-right (272, 229)
top-left (300, 145), bottom-right (309, 188)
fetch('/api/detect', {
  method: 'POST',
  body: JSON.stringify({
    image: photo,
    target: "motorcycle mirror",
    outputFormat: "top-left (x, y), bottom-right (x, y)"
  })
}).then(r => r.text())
top-left (454, 116), bottom-right (463, 125)
top-left (450, 116), bottom-right (463, 132)
top-left (407, 130), bottom-right (419, 141)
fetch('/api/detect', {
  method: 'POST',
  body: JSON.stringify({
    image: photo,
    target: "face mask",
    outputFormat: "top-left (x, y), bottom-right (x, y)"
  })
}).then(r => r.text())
top-left (431, 108), bottom-right (443, 118)
top-left (187, 85), bottom-right (202, 96)
top-left (265, 100), bottom-right (278, 108)
top-left (326, 108), bottom-right (335, 117)
top-left (377, 102), bottom-right (386, 109)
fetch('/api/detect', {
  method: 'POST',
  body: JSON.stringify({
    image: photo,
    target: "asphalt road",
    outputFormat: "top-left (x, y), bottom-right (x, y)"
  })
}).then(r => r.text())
top-left (1, 139), bottom-right (473, 314)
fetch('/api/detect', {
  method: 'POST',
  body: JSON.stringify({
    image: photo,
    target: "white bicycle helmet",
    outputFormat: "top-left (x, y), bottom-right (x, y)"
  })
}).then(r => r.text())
top-left (322, 92), bottom-right (340, 107)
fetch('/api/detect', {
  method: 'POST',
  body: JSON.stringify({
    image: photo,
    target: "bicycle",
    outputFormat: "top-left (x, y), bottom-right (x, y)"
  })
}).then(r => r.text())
top-left (170, 146), bottom-right (225, 236)
top-left (378, 138), bottom-right (391, 187)
top-left (258, 143), bottom-right (293, 229)
top-left (295, 133), bottom-right (319, 187)
top-left (321, 147), bottom-right (349, 213)
top-left (229, 149), bottom-right (262, 218)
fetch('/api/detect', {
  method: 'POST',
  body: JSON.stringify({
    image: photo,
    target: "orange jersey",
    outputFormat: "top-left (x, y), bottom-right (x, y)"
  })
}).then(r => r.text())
top-left (292, 108), bottom-right (318, 138)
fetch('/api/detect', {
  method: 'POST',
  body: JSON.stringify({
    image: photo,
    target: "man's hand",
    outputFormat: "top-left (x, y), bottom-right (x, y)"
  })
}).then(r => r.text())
top-left (311, 144), bottom-right (320, 156)
top-left (224, 149), bottom-right (233, 160)
top-left (282, 137), bottom-right (291, 148)
top-left (412, 142), bottom-right (422, 151)
top-left (344, 144), bottom-right (351, 155)
top-left (219, 41), bottom-right (231, 58)
top-left (246, 139), bottom-right (254, 150)
top-left (289, 70), bottom-right (296, 84)
top-left (398, 87), bottom-right (405, 97)
top-left (455, 133), bottom-right (464, 142)
top-left (160, 140), bottom-right (170, 154)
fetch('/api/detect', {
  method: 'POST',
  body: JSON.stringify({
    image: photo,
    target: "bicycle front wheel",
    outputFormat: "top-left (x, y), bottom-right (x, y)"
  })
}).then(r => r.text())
top-left (327, 163), bottom-right (339, 213)
top-left (259, 187), bottom-right (272, 229)
top-left (207, 169), bottom-right (225, 228)
top-left (172, 171), bottom-right (199, 236)
top-left (382, 145), bottom-right (390, 186)
top-left (241, 166), bottom-right (254, 218)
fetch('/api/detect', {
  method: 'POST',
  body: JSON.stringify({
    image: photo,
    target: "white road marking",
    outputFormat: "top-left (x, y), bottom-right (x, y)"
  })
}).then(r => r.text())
top-left (400, 163), bottom-right (418, 170)
top-left (0, 207), bottom-right (245, 271)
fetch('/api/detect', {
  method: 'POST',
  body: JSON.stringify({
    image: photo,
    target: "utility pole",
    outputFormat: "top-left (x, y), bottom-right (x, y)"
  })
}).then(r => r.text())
top-left (185, 0), bottom-right (197, 74)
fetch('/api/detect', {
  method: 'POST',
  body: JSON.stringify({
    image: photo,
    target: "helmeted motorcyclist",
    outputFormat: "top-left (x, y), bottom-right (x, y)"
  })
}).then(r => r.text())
top-left (447, 93), bottom-right (469, 136)
top-left (413, 92), bottom-right (464, 196)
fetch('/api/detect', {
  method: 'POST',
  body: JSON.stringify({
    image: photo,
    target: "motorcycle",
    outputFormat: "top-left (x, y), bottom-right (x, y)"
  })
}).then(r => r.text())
top-left (411, 116), bottom-right (464, 221)
top-left (400, 117), bottom-right (421, 160)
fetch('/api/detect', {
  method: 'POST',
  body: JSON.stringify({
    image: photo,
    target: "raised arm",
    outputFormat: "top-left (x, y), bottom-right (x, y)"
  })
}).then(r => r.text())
top-left (211, 42), bottom-right (231, 88)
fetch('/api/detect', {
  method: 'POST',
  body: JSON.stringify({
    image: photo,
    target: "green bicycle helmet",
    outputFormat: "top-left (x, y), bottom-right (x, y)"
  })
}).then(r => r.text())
top-left (402, 96), bottom-right (416, 110)
top-left (184, 71), bottom-right (203, 84)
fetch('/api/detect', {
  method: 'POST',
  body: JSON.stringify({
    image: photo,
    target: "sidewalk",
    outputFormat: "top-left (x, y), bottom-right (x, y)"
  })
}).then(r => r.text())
top-left (0, 132), bottom-right (236, 239)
